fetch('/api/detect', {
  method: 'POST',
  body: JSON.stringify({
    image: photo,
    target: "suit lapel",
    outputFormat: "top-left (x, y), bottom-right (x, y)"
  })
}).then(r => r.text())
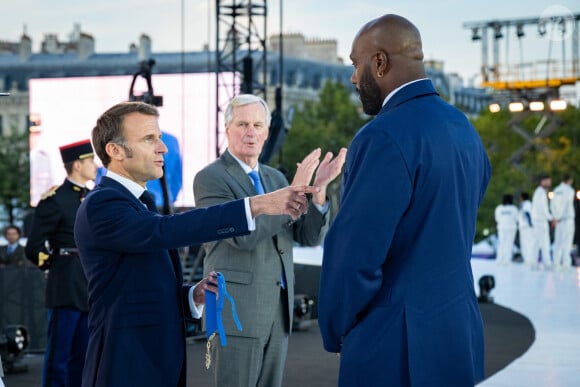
top-left (99, 176), bottom-right (143, 207)
top-left (221, 151), bottom-right (260, 196)
top-left (100, 176), bottom-right (183, 281)
top-left (259, 168), bottom-right (275, 194)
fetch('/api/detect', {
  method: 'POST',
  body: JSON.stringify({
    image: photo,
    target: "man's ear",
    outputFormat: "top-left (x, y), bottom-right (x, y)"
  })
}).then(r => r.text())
top-left (71, 159), bottom-right (81, 172)
top-left (105, 143), bottom-right (123, 161)
top-left (374, 50), bottom-right (389, 76)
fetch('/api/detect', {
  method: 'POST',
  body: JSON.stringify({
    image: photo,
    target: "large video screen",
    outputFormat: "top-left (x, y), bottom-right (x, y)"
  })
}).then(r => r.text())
top-left (29, 73), bottom-right (237, 207)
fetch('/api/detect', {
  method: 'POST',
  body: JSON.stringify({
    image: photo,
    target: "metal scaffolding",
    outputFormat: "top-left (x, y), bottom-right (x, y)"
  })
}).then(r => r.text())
top-left (464, 12), bottom-right (580, 92)
top-left (215, 0), bottom-right (268, 157)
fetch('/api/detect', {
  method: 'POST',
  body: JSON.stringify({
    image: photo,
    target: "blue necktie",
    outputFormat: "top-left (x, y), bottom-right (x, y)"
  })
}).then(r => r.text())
top-left (248, 170), bottom-right (265, 195)
top-left (248, 170), bottom-right (286, 289)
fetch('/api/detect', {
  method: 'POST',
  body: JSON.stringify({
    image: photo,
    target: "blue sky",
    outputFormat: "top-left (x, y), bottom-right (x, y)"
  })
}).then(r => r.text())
top-left (3, 1), bottom-right (579, 83)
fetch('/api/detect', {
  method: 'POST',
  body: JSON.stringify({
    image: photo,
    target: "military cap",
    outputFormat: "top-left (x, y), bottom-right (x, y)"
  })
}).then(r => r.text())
top-left (59, 139), bottom-right (94, 164)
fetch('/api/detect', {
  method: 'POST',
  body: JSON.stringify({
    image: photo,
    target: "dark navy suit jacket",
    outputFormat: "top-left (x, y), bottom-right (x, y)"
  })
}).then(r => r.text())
top-left (319, 80), bottom-right (492, 386)
top-left (74, 176), bottom-right (250, 387)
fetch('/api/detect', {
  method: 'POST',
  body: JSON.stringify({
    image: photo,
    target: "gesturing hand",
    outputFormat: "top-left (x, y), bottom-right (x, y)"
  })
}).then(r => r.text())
top-left (314, 148), bottom-right (347, 188)
top-left (291, 148), bottom-right (322, 186)
top-left (312, 147), bottom-right (347, 205)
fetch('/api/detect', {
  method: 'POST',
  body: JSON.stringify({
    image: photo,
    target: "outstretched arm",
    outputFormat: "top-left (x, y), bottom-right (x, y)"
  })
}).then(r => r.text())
top-left (249, 185), bottom-right (320, 219)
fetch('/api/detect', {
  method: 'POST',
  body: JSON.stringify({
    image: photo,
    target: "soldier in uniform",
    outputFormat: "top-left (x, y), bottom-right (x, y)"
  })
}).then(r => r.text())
top-left (25, 139), bottom-right (97, 387)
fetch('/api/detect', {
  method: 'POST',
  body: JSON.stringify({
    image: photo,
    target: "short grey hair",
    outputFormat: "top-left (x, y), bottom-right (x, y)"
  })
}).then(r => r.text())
top-left (224, 94), bottom-right (271, 126)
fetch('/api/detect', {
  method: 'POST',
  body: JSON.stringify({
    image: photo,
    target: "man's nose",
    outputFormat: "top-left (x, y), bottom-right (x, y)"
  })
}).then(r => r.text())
top-left (350, 71), bottom-right (357, 85)
top-left (158, 139), bottom-right (168, 154)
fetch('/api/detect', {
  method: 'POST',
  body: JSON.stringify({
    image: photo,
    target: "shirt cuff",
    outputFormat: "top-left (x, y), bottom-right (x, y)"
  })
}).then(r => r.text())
top-left (188, 285), bottom-right (205, 319)
top-left (244, 197), bottom-right (256, 231)
top-left (314, 200), bottom-right (329, 214)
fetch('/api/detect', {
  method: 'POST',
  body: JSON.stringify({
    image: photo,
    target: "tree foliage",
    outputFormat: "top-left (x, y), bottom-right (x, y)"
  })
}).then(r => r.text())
top-left (273, 81), bottom-right (368, 214)
top-left (0, 131), bottom-right (31, 224)
top-left (472, 105), bottom-right (580, 240)
top-left (277, 81), bottom-right (367, 176)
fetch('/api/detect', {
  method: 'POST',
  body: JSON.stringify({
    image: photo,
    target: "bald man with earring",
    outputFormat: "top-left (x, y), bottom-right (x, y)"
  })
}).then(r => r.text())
top-left (318, 14), bottom-right (491, 386)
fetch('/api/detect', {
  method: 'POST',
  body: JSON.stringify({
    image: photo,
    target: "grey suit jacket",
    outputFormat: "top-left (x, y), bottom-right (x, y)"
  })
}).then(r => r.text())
top-left (193, 150), bottom-right (326, 337)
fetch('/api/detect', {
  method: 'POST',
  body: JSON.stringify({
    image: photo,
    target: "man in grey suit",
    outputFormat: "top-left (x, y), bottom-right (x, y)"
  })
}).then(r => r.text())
top-left (194, 94), bottom-right (346, 387)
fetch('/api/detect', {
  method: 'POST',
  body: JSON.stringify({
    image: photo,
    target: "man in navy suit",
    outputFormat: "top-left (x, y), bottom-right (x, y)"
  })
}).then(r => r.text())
top-left (74, 101), bottom-right (318, 387)
top-left (318, 14), bottom-right (492, 386)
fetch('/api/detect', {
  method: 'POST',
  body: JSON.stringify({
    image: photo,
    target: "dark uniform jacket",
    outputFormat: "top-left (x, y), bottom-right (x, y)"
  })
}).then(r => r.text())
top-left (25, 178), bottom-right (89, 311)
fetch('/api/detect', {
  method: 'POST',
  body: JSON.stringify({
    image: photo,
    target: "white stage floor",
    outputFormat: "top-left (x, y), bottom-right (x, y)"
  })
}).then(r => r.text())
top-left (471, 259), bottom-right (580, 386)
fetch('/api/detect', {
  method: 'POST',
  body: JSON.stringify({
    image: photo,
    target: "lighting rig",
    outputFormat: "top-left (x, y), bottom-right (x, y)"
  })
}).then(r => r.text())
top-left (464, 11), bottom-right (580, 113)
top-left (1, 325), bottom-right (30, 373)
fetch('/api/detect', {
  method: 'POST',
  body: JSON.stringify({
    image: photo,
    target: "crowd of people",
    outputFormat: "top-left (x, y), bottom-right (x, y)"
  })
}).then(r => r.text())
top-left (495, 173), bottom-right (577, 270)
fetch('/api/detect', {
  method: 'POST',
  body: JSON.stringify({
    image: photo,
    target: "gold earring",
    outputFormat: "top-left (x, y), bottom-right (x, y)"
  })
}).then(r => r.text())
top-left (377, 71), bottom-right (384, 78)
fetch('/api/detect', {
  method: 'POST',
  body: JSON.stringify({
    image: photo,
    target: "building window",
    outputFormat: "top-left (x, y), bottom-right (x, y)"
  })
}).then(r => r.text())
top-left (9, 114), bottom-right (19, 134)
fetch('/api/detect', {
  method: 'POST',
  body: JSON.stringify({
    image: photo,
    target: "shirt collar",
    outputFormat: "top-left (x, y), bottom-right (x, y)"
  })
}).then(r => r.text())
top-left (227, 149), bottom-right (259, 174)
top-left (105, 170), bottom-right (147, 199)
top-left (382, 78), bottom-right (429, 107)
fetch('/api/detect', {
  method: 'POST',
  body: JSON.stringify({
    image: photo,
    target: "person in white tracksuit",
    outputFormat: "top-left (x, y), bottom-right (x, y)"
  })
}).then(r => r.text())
top-left (518, 192), bottom-right (536, 267)
top-left (494, 194), bottom-right (519, 265)
top-left (532, 174), bottom-right (554, 269)
top-left (550, 174), bottom-right (575, 270)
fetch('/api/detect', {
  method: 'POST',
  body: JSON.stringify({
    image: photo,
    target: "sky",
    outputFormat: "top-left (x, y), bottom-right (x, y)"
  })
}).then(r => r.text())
top-left (3, 1), bottom-right (580, 84)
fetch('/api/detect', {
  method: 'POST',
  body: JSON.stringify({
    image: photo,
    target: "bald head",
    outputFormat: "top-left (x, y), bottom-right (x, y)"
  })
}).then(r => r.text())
top-left (357, 14), bottom-right (424, 62)
top-left (349, 14), bottom-right (426, 115)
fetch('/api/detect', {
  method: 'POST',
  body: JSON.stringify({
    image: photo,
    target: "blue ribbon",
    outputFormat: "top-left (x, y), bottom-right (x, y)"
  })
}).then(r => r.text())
top-left (205, 272), bottom-right (243, 346)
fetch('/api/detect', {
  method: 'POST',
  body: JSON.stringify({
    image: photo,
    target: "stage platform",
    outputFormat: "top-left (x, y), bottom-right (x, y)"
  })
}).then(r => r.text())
top-left (2, 257), bottom-right (579, 386)
top-left (472, 258), bottom-right (580, 386)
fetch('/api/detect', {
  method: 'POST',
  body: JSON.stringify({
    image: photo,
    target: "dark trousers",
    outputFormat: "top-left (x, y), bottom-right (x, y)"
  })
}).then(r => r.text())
top-left (42, 308), bottom-right (88, 387)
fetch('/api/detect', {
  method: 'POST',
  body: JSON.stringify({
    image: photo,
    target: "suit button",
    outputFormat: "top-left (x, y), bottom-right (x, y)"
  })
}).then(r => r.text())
top-left (279, 250), bottom-right (284, 255)
top-left (276, 281), bottom-right (281, 286)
